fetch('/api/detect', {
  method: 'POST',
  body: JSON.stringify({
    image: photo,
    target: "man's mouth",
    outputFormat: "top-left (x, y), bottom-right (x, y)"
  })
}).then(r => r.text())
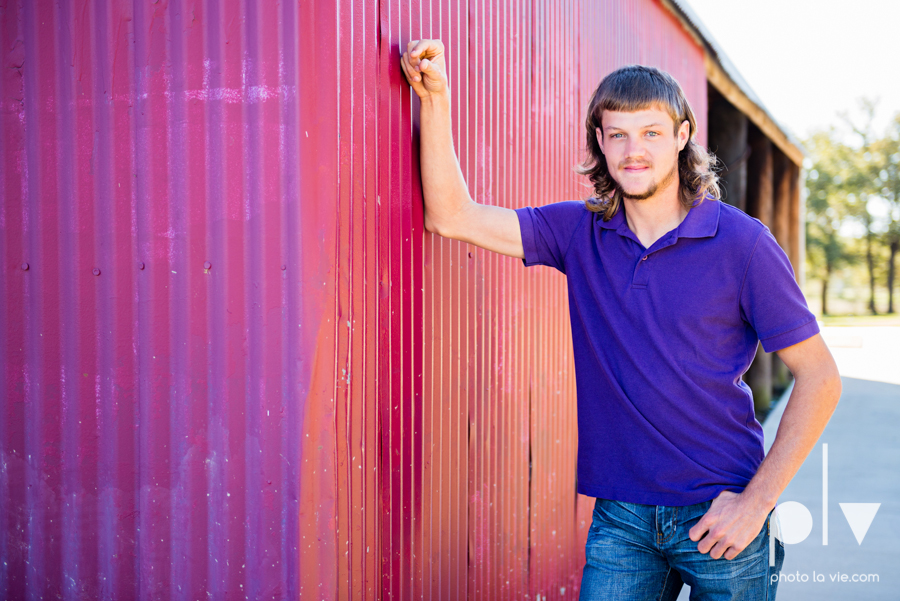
top-left (623, 165), bottom-right (650, 173)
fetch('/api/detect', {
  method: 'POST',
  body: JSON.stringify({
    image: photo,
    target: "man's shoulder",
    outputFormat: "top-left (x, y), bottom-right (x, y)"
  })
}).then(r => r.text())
top-left (540, 199), bottom-right (592, 214)
top-left (713, 201), bottom-right (768, 247)
top-left (522, 199), bottom-right (592, 230)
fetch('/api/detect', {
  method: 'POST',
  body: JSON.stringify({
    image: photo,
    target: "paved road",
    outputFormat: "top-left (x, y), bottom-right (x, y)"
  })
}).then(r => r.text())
top-left (678, 326), bottom-right (900, 600)
top-left (817, 325), bottom-right (900, 386)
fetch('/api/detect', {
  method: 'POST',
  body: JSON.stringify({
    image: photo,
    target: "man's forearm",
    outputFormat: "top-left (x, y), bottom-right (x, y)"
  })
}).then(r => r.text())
top-left (741, 361), bottom-right (842, 509)
top-left (689, 335), bottom-right (840, 559)
top-left (404, 42), bottom-right (524, 258)
top-left (419, 92), bottom-right (473, 236)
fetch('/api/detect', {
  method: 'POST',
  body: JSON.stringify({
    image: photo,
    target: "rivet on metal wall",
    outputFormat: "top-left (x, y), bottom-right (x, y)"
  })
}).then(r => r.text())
top-left (138, 261), bottom-right (145, 270)
top-left (21, 262), bottom-right (29, 271)
top-left (204, 261), bottom-right (212, 270)
top-left (93, 268), bottom-right (101, 276)
top-left (468, 252), bottom-right (473, 258)
top-left (281, 264), bottom-right (286, 271)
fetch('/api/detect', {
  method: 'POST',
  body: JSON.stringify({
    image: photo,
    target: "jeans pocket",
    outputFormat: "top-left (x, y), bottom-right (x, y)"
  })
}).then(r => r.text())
top-left (767, 508), bottom-right (786, 549)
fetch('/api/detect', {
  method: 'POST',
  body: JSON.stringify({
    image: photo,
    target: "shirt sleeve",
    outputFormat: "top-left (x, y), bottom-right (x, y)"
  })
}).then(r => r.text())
top-left (514, 200), bottom-right (589, 273)
top-left (739, 228), bottom-right (820, 353)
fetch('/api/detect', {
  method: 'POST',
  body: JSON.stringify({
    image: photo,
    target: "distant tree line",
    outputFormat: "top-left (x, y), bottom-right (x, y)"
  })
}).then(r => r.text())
top-left (805, 100), bottom-right (900, 315)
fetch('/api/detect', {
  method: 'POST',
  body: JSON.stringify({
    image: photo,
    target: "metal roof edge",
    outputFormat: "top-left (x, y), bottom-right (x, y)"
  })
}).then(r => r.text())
top-left (660, 0), bottom-right (807, 165)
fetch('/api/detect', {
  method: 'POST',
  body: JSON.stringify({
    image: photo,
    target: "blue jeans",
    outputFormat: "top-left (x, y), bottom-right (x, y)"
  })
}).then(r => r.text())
top-left (580, 497), bottom-right (784, 600)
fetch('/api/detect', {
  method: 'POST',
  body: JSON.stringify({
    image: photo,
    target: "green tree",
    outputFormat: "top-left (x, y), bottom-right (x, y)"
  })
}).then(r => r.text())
top-left (807, 101), bottom-right (900, 315)
top-left (870, 113), bottom-right (900, 313)
top-left (841, 99), bottom-right (882, 314)
top-left (805, 130), bottom-right (856, 315)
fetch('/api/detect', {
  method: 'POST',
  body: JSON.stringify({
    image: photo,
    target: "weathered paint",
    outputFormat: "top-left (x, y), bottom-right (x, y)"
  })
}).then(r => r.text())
top-left (0, 0), bottom-right (706, 598)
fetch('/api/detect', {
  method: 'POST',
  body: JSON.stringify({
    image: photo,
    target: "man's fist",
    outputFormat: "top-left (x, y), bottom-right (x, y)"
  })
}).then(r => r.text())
top-left (400, 39), bottom-right (448, 99)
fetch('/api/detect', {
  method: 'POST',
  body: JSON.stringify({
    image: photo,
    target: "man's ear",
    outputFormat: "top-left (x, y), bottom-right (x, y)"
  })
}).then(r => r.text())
top-left (596, 127), bottom-right (604, 154)
top-left (677, 120), bottom-right (690, 151)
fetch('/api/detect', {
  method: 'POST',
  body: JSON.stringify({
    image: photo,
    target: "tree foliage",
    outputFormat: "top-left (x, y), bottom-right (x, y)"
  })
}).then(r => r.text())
top-left (805, 131), bottom-right (855, 315)
top-left (805, 102), bottom-right (900, 315)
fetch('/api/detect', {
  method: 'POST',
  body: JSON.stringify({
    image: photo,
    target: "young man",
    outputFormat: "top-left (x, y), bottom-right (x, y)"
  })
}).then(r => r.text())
top-left (400, 40), bottom-right (841, 600)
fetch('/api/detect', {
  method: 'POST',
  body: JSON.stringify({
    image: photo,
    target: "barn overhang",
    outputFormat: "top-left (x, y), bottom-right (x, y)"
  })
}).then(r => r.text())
top-left (662, 0), bottom-right (806, 166)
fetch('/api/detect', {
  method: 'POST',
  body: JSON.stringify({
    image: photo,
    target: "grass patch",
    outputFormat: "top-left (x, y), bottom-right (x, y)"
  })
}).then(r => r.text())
top-left (820, 314), bottom-right (900, 327)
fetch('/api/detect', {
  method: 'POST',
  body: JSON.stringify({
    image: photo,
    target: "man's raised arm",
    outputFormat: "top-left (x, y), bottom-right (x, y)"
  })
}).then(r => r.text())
top-left (400, 39), bottom-right (524, 259)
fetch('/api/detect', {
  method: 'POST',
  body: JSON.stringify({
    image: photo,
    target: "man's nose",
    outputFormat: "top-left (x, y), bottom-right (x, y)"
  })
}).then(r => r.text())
top-left (624, 137), bottom-right (647, 158)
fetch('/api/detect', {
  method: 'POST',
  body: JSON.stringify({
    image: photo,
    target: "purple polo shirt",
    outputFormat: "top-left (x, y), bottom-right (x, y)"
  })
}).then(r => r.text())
top-left (515, 197), bottom-right (819, 506)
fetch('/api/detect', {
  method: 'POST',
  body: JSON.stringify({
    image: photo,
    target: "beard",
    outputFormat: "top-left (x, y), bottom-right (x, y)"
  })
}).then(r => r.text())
top-left (619, 160), bottom-right (678, 201)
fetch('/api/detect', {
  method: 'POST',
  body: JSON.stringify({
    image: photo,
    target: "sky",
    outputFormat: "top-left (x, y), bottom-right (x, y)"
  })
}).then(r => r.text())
top-left (685, 0), bottom-right (900, 142)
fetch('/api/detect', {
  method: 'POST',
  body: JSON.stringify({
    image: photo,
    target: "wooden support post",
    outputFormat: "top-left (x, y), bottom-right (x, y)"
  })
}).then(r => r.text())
top-left (773, 151), bottom-right (791, 250)
top-left (772, 152), bottom-right (798, 397)
top-left (744, 127), bottom-right (774, 416)
top-left (788, 162), bottom-right (802, 280)
top-left (746, 342), bottom-right (773, 419)
top-left (707, 86), bottom-right (749, 211)
top-left (747, 132), bottom-right (774, 228)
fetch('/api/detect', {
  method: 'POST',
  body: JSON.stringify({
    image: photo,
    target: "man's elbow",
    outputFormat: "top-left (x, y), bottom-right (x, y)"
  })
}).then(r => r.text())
top-left (424, 213), bottom-right (443, 236)
top-left (823, 360), bottom-right (842, 409)
top-left (829, 370), bottom-right (842, 404)
top-left (424, 212), bottom-right (459, 239)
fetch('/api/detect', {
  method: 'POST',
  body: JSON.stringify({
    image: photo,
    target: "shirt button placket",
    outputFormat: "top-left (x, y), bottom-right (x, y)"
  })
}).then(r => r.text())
top-left (632, 253), bottom-right (651, 287)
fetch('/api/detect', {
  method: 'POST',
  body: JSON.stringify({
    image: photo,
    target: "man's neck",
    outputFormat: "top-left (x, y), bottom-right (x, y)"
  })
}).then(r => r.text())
top-left (622, 185), bottom-right (689, 249)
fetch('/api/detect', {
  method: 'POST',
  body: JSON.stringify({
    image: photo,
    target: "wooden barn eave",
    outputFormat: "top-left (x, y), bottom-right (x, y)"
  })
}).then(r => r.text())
top-left (661, 0), bottom-right (806, 167)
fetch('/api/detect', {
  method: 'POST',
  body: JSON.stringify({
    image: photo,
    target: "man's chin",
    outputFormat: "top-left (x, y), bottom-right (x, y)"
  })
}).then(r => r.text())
top-left (622, 187), bottom-right (656, 201)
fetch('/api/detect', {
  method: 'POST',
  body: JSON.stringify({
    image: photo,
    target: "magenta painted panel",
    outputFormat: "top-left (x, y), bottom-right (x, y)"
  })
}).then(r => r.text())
top-left (0, 0), bottom-right (706, 599)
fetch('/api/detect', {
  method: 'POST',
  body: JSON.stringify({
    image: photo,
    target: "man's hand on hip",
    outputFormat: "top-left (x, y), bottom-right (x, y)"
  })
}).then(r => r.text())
top-left (688, 490), bottom-right (771, 560)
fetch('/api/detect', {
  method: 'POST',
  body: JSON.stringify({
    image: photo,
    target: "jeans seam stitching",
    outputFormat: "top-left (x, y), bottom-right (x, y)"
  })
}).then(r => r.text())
top-left (657, 567), bottom-right (673, 601)
top-left (659, 506), bottom-right (678, 545)
top-left (765, 513), bottom-right (774, 601)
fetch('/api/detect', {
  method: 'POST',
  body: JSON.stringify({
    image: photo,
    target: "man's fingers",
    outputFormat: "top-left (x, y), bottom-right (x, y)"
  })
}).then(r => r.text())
top-left (693, 520), bottom-right (723, 554)
top-left (410, 39), bottom-right (428, 56)
top-left (399, 39), bottom-right (446, 95)
top-left (399, 55), bottom-right (413, 81)
top-left (399, 54), bottom-right (421, 84)
top-left (409, 39), bottom-right (444, 61)
top-left (698, 532), bottom-right (718, 555)
top-left (709, 540), bottom-right (730, 560)
top-left (689, 517), bottom-right (710, 542)
top-left (712, 535), bottom-right (747, 560)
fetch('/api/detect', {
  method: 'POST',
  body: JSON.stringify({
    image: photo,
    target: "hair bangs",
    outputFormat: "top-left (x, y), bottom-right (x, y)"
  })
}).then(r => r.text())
top-left (595, 72), bottom-right (682, 127)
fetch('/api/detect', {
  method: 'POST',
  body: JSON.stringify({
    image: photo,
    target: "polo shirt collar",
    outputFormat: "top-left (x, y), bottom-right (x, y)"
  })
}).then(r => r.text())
top-left (596, 195), bottom-right (720, 239)
top-left (677, 196), bottom-right (720, 239)
top-left (597, 204), bottom-right (627, 231)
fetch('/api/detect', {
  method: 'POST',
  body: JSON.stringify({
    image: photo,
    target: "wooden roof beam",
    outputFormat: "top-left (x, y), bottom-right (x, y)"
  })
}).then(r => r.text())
top-left (704, 55), bottom-right (805, 166)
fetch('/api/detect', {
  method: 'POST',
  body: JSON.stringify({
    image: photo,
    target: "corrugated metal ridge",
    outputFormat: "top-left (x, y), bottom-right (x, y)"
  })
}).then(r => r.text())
top-left (662, 0), bottom-right (807, 163)
top-left (0, 0), bottom-right (716, 598)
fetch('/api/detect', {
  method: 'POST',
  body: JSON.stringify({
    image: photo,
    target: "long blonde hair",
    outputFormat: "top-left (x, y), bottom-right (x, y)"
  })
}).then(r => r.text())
top-left (575, 65), bottom-right (720, 220)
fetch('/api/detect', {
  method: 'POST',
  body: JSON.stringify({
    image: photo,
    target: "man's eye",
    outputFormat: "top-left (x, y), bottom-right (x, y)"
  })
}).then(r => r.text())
top-left (647, 131), bottom-right (659, 137)
top-left (610, 133), bottom-right (624, 139)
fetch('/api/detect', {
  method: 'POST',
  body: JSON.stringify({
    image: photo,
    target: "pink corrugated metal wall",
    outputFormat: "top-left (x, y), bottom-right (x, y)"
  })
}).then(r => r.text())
top-left (0, 0), bottom-right (705, 598)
